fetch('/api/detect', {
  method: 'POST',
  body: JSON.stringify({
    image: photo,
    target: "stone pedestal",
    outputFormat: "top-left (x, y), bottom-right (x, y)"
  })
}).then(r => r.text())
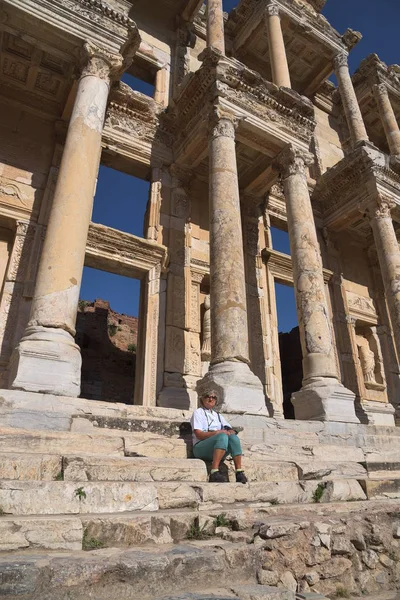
top-left (9, 44), bottom-right (123, 397)
top-left (265, 3), bottom-right (291, 88)
top-left (197, 108), bottom-right (267, 415)
top-left (206, 0), bottom-right (225, 54)
top-left (275, 145), bottom-right (359, 423)
top-left (334, 53), bottom-right (368, 148)
top-left (199, 361), bottom-right (266, 415)
top-left (292, 377), bottom-right (360, 423)
top-left (373, 83), bottom-right (400, 156)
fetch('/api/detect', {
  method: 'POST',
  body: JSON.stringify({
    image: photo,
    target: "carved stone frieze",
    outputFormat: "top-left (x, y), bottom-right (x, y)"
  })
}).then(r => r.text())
top-left (86, 222), bottom-right (168, 277)
top-left (346, 291), bottom-right (377, 321)
top-left (172, 51), bottom-right (316, 147)
top-left (55, 0), bottom-right (133, 26)
top-left (105, 83), bottom-right (173, 148)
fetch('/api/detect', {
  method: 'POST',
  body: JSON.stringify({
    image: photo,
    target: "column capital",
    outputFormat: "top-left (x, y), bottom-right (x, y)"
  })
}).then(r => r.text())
top-left (365, 196), bottom-right (396, 221)
top-left (333, 52), bottom-right (349, 70)
top-left (373, 82), bottom-right (389, 98)
top-left (273, 145), bottom-right (314, 179)
top-left (80, 42), bottom-right (123, 82)
top-left (209, 106), bottom-right (238, 139)
top-left (265, 2), bottom-right (280, 18)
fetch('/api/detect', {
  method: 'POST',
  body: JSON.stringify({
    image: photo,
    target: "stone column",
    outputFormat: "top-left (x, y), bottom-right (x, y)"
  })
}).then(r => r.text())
top-left (334, 53), bottom-right (368, 148)
top-left (275, 145), bottom-right (358, 422)
top-left (206, 0), bottom-right (225, 54)
top-left (373, 83), bottom-right (400, 156)
top-left (265, 3), bottom-right (291, 88)
top-left (9, 44), bottom-right (123, 397)
top-left (198, 108), bottom-right (267, 414)
top-left (367, 197), bottom-right (400, 362)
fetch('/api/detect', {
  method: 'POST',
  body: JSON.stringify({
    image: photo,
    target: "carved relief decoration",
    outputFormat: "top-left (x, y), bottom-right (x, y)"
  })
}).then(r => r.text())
top-left (346, 291), bottom-right (377, 322)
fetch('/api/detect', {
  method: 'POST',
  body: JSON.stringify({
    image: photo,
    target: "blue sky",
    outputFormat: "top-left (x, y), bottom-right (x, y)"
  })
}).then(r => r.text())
top-left (80, 0), bottom-right (398, 332)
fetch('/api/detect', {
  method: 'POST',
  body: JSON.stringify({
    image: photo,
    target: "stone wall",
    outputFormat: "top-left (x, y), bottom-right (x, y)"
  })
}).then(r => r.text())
top-left (254, 505), bottom-right (400, 597)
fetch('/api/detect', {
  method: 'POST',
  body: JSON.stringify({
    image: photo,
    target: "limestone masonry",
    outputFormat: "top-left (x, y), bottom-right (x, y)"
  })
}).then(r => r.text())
top-left (1, 0), bottom-right (400, 599)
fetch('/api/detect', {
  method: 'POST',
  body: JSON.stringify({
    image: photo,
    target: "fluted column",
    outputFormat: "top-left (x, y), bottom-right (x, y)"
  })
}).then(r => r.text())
top-left (367, 197), bottom-right (400, 361)
top-left (9, 44), bottom-right (124, 397)
top-left (265, 3), bottom-right (291, 88)
top-left (274, 145), bottom-right (358, 423)
top-left (373, 83), bottom-right (400, 156)
top-left (206, 0), bottom-right (225, 54)
top-left (334, 53), bottom-right (368, 148)
top-left (197, 107), bottom-right (267, 415)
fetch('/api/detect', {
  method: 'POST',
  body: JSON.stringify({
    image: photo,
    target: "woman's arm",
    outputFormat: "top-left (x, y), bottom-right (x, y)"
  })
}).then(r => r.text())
top-left (193, 429), bottom-right (230, 441)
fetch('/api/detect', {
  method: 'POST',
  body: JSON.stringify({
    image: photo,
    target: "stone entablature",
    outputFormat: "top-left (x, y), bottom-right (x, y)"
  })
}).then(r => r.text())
top-left (314, 144), bottom-right (400, 233)
top-left (9, 0), bottom-right (137, 53)
top-left (172, 49), bottom-right (316, 166)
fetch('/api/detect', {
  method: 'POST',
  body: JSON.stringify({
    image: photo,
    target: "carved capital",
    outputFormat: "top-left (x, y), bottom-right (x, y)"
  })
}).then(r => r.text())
top-left (372, 83), bottom-right (389, 100)
top-left (265, 2), bottom-right (280, 18)
top-left (333, 52), bottom-right (349, 70)
top-left (80, 42), bottom-right (123, 82)
top-left (209, 106), bottom-right (238, 140)
top-left (273, 145), bottom-right (314, 179)
top-left (366, 196), bottom-right (396, 221)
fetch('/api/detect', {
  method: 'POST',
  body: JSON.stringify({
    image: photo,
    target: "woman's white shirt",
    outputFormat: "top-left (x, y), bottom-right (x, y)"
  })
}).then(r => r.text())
top-left (190, 408), bottom-right (232, 445)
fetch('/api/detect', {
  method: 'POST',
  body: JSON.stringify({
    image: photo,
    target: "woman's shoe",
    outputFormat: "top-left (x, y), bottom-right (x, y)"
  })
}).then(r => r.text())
top-left (209, 470), bottom-right (226, 483)
top-left (235, 471), bottom-right (248, 484)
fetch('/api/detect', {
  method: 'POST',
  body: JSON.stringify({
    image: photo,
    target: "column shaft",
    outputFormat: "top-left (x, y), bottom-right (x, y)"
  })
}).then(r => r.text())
top-left (373, 84), bottom-right (400, 156)
top-left (334, 53), bottom-right (368, 148)
top-left (369, 200), bottom-right (400, 361)
top-left (9, 44), bottom-right (121, 397)
top-left (197, 109), bottom-right (266, 415)
top-left (208, 116), bottom-right (249, 364)
top-left (207, 0), bottom-right (225, 54)
top-left (279, 149), bottom-right (336, 380)
top-left (265, 5), bottom-right (291, 88)
top-left (31, 72), bottom-right (110, 334)
top-left (273, 146), bottom-right (358, 422)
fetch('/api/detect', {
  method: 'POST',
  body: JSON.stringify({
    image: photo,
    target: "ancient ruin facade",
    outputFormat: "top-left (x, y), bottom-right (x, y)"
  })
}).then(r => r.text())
top-left (0, 0), bottom-right (400, 427)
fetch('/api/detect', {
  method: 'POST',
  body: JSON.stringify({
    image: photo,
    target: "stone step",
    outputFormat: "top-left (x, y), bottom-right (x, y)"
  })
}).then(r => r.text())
top-left (295, 461), bottom-right (367, 480)
top-left (0, 427), bottom-right (124, 457)
top-left (0, 478), bottom-right (370, 516)
top-left (0, 453), bottom-right (62, 481)
top-left (1, 497), bottom-right (398, 553)
top-left (71, 414), bottom-right (192, 438)
top-left (0, 541), bottom-right (262, 600)
top-left (246, 443), bottom-right (365, 463)
top-left (0, 452), bottom-right (299, 484)
top-left (122, 430), bottom-right (190, 459)
top-left (62, 456), bottom-right (208, 482)
top-left (0, 480), bottom-right (159, 515)
top-left (360, 478), bottom-right (400, 499)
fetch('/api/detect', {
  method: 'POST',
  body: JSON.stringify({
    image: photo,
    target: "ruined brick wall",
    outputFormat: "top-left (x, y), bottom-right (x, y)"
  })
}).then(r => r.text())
top-left (75, 299), bottom-right (138, 403)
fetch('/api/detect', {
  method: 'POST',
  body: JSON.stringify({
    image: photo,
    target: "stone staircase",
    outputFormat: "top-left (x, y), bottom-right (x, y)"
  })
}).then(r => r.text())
top-left (0, 392), bottom-right (400, 599)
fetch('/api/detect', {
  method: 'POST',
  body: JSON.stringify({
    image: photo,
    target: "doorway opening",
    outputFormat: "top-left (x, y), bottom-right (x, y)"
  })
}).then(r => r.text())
top-left (275, 281), bottom-right (302, 419)
top-left (76, 267), bottom-right (140, 403)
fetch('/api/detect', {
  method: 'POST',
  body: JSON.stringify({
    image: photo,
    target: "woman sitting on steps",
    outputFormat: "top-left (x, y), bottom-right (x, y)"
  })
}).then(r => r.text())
top-left (190, 390), bottom-right (248, 484)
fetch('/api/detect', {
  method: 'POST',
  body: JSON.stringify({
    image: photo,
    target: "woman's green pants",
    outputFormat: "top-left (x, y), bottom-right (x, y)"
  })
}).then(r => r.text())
top-left (193, 432), bottom-right (242, 461)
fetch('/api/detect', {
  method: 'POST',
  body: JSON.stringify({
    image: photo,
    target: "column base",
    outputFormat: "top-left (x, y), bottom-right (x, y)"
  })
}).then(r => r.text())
top-left (291, 377), bottom-right (360, 423)
top-left (197, 360), bottom-right (269, 415)
top-left (9, 326), bottom-right (81, 397)
top-left (357, 400), bottom-right (395, 427)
